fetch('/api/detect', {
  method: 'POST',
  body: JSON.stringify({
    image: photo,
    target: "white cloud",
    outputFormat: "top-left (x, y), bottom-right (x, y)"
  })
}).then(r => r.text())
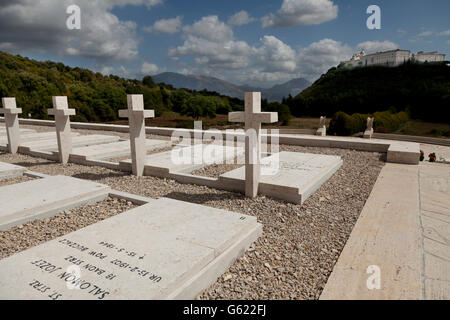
top-left (182, 15), bottom-right (233, 42)
top-left (0, 0), bottom-right (162, 60)
top-left (169, 18), bottom-right (299, 84)
top-left (228, 10), bottom-right (255, 26)
top-left (356, 40), bottom-right (398, 54)
top-left (256, 36), bottom-right (297, 72)
top-left (214, 37), bottom-right (349, 85)
top-left (418, 31), bottom-right (433, 37)
top-left (171, 20), bottom-right (307, 81)
top-left (262, 0), bottom-right (338, 28)
top-left (143, 16), bottom-right (182, 34)
top-left (100, 66), bottom-right (115, 75)
top-left (169, 35), bottom-right (253, 70)
top-left (297, 38), bottom-right (352, 80)
top-left (141, 62), bottom-right (161, 75)
top-left (232, 36), bottom-right (298, 85)
top-left (171, 16), bottom-right (299, 77)
top-left (169, 15), bottom-right (399, 85)
top-left (439, 30), bottom-right (450, 36)
top-left (169, 16), bottom-right (252, 70)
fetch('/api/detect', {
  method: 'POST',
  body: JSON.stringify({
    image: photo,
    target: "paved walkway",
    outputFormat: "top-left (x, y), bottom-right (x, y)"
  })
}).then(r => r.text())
top-left (321, 161), bottom-right (450, 300)
top-left (419, 163), bottom-right (450, 299)
top-left (421, 143), bottom-right (450, 162)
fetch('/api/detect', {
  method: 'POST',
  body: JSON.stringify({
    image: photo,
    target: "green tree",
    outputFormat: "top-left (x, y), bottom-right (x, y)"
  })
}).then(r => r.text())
top-left (181, 95), bottom-right (217, 119)
top-left (142, 75), bottom-right (156, 88)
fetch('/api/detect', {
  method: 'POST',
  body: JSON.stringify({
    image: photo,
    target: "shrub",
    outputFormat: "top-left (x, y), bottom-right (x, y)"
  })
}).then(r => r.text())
top-left (328, 110), bottom-right (409, 136)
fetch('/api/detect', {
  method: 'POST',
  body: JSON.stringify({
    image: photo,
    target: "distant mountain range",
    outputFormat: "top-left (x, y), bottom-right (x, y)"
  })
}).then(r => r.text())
top-left (152, 72), bottom-right (311, 102)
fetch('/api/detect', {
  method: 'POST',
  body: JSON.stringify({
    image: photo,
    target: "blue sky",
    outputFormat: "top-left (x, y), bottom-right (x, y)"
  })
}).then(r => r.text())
top-left (0, 0), bottom-right (449, 87)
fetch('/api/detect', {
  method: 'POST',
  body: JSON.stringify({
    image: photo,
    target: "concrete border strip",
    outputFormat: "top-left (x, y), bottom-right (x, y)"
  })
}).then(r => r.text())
top-left (320, 163), bottom-right (422, 299)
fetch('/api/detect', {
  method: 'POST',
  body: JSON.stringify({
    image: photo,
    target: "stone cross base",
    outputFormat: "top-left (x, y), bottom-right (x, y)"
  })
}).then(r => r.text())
top-left (316, 127), bottom-right (326, 136)
top-left (0, 97), bottom-right (22, 154)
top-left (364, 129), bottom-right (374, 139)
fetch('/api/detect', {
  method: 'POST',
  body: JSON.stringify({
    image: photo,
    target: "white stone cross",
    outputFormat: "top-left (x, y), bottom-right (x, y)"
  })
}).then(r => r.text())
top-left (228, 92), bottom-right (278, 198)
top-left (316, 116), bottom-right (327, 136)
top-left (47, 96), bottom-right (76, 164)
top-left (0, 97), bottom-right (22, 154)
top-left (119, 94), bottom-right (155, 176)
top-left (364, 117), bottom-right (374, 139)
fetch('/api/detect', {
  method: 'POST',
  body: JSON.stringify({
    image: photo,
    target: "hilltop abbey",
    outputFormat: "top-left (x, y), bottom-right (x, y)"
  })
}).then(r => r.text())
top-left (340, 49), bottom-right (446, 68)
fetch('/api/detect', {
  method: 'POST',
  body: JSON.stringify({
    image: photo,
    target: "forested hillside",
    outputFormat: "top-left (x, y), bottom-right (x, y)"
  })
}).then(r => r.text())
top-left (0, 52), bottom-right (244, 123)
top-left (286, 61), bottom-right (450, 123)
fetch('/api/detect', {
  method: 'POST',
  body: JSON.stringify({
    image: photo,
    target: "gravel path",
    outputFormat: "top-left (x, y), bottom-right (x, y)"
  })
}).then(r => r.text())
top-left (191, 163), bottom-right (243, 178)
top-left (0, 197), bottom-right (136, 261)
top-left (0, 146), bottom-right (384, 299)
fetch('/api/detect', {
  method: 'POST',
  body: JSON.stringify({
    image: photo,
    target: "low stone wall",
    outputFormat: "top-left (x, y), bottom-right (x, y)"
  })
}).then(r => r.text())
top-left (1, 117), bottom-right (420, 164)
top-left (373, 133), bottom-right (450, 147)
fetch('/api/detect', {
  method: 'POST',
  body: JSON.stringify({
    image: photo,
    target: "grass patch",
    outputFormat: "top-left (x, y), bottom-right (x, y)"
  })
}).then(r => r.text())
top-left (112, 113), bottom-right (449, 140)
top-left (395, 120), bottom-right (450, 138)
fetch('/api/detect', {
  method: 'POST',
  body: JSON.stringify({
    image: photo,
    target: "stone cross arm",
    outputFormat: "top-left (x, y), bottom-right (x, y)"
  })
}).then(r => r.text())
top-left (48, 96), bottom-right (76, 117)
top-left (1, 98), bottom-right (22, 114)
top-left (119, 109), bottom-right (155, 119)
top-left (47, 108), bottom-right (76, 116)
top-left (0, 107), bottom-right (22, 115)
top-left (229, 111), bottom-right (278, 124)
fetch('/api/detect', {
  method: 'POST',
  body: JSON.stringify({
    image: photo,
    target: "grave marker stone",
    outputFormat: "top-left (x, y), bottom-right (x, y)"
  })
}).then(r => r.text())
top-left (119, 144), bottom-right (244, 176)
top-left (0, 162), bottom-right (27, 179)
top-left (0, 132), bottom-right (79, 145)
top-left (228, 92), bottom-right (278, 198)
top-left (119, 95), bottom-right (154, 176)
top-left (0, 98), bottom-right (22, 154)
top-left (220, 152), bottom-right (343, 204)
top-left (0, 175), bottom-right (110, 230)
top-left (0, 198), bottom-right (262, 299)
top-left (47, 97), bottom-right (76, 164)
top-left (70, 139), bottom-right (171, 161)
top-left (19, 134), bottom-right (120, 153)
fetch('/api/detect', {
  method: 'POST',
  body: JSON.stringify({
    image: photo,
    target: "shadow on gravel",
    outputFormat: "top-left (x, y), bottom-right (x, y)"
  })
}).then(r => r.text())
top-left (164, 191), bottom-right (244, 205)
top-left (378, 153), bottom-right (387, 162)
top-left (71, 172), bottom-right (127, 181)
top-left (10, 161), bottom-right (56, 167)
